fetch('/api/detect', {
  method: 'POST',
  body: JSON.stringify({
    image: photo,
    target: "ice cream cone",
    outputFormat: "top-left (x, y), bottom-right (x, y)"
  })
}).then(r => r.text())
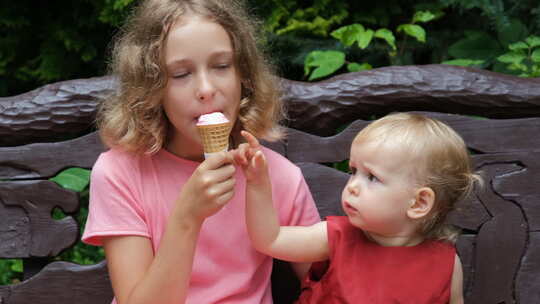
top-left (196, 112), bottom-right (232, 159)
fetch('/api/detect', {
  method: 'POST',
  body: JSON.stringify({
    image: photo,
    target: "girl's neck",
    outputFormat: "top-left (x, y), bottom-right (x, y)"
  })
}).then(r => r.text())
top-left (165, 138), bottom-right (204, 162)
top-left (363, 230), bottom-right (425, 247)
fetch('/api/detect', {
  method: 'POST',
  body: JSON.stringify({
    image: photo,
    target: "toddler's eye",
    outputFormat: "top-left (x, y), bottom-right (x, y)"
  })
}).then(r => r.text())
top-left (367, 173), bottom-right (378, 182)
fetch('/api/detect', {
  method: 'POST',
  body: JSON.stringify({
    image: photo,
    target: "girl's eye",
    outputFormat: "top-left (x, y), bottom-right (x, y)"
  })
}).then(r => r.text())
top-left (172, 72), bottom-right (189, 79)
top-left (215, 63), bottom-right (231, 70)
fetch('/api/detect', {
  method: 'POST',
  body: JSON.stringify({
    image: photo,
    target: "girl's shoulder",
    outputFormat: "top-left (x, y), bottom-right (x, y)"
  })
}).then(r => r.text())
top-left (96, 147), bottom-right (151, 166)
top-left (262, 146), bottom-right (300, 170)
top-left (92, 148), bottom-right (148, 180)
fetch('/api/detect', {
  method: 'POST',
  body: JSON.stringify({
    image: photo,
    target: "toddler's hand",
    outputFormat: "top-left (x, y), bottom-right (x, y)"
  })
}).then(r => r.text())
top-left (175, 152), bottom-right (236, 223)
top-left (232, 130), bottom-right (269, 185)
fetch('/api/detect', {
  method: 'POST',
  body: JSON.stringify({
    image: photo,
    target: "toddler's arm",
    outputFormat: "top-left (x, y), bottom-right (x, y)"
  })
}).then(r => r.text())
top-left (234, 131), bottom-right (329, 263)
top-left (450, 254), bottom-right (464, 304)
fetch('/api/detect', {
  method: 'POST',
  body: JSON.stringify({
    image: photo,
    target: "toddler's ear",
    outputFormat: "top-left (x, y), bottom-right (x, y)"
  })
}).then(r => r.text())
top-left (407, 187), bottom-right (435, 219)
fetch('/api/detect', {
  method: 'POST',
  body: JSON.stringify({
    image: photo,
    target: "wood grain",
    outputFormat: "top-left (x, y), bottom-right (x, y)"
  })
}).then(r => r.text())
top-left (0, 181), bottom-right (79, 258)
top-left (1, 261), bottom-right (113, 304)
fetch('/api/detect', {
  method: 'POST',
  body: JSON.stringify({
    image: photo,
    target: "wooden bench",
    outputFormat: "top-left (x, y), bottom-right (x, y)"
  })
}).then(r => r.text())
top-left (1, 64), bottom-right (539, 303)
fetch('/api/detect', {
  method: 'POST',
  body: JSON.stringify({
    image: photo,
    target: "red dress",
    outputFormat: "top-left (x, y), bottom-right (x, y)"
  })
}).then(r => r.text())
top-left (296, 216), bottom-right (456, 304)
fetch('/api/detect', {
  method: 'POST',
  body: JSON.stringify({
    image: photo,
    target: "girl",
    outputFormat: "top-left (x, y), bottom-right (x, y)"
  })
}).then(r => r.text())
top-left (234, 113), bottom-right (483, 304)
top-left (82, 1), bottom-right (320, 303)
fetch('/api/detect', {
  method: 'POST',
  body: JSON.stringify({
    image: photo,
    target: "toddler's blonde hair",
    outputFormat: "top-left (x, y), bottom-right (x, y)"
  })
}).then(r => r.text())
top-left (98, 0), bottom-right (284, 154)
top-left (354, 113), bottom-right (483, 242)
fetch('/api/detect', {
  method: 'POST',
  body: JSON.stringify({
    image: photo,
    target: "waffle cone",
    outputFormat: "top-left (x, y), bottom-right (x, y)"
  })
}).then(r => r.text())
top-left (197, 122), bottom-right (233, 154)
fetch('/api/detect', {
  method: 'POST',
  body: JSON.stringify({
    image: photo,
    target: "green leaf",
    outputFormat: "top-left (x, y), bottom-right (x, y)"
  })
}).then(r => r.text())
top-left (347, 62), bottom-right (372, 72)
top-left (448, 31), bottom-right (502, 60)
top-left (331, 24), bottom-right (365, 47)
top-left (497, 19), bottom-right (529, 47)
top-left (11, 260), bottom-right (23, 273)
top-left (508, 62), bottom-right (527, 72)
top-left (112, 0), bottom-right (136, 10)
top-left (374, 28), bottom-right (396, 50)
top-left (52, 207), bottom-right (67, 220)
top-left (442, 59), bottom-right (485, 66)
top-left (333, 159), bottom-right (349, 173)
top-left (397, 24), bottom-right (426, 43)
top-left (497, 52), bottom-right (526, 65)
top-left (330, 24), bottom-right (374, 49)
top-left (508, 41), bottom-right (529, 51)
top-left (412, 11), bottom-right (436, 24)
top-left (50, 168), bottom-right (91, 193)
top-left (532, 49), bottom-right (540, 63)
top-left (357, 29), bottom-right (374, 49)
top-left (304, 50), bottom-right (345, 81)
top-left (526, 36), bottom-right (540, 48)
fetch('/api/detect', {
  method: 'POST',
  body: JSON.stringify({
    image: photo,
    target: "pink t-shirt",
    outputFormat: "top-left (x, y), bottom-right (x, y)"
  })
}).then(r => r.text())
top-left (82, 147), bottom-right (320, 304)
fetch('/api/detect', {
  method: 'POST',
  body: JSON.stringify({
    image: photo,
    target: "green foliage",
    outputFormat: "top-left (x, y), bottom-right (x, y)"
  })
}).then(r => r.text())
top-left (496, 36), bottom-right (540, 77)
top-left (304, 50), bottom-right (345, 81)
top-left (0, 0), bottom-right (137, 97)
top-left (439, 0), bottom-right (538, 73)
top-left (333, 159), bottom-right (350, 173)
top-left (50, 168), bottom-right (91, 193)
top-left (254, 0), bottom-right (540, 81)
top-left (4, 0), bottom-right (540, 93)
top-left (441, 19), bottom-right (527, 71)
top-left (303, 9), bottom-right (440, 81)
top-left (0, 259), bottom-right (23, 285)
top-left (264, 0), bottom-right (349, 37)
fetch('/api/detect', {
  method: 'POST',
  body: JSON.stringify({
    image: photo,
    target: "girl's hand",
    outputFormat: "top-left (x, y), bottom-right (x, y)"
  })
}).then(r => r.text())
top-left (174, 152), bottom-right (236, 223)
top-left (232, 131), bottom-right (269, 185)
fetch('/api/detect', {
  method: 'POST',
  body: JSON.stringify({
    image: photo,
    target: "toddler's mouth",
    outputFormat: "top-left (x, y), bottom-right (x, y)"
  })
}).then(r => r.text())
top-left (343, 201), bottom-right (358, 213)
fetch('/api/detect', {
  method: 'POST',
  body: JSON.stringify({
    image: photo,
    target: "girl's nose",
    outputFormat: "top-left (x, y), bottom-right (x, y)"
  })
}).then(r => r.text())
top-left (196, 71), bottom-right (216, 102)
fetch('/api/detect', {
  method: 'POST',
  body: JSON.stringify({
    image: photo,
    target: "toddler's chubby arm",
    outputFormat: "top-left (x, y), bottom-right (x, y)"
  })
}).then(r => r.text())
top-left (233, 131), bottom-right (329, 263)
top-left (450, 254), bottom-right (464, 304)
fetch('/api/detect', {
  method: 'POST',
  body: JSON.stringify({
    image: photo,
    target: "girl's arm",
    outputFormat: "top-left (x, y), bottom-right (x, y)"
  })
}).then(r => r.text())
top-left (103, 153), bottom-right (236, 304)
top-left (103, 218), bottom-right (200, 304)
top-left (234, 131), bottom-right (329, 263)
top-left (449, 254), bottom-right (464, 304)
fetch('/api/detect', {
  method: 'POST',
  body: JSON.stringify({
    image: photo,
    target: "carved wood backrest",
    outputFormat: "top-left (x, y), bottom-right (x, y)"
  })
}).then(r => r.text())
top-left (1, 65), bottom-right (539, 304)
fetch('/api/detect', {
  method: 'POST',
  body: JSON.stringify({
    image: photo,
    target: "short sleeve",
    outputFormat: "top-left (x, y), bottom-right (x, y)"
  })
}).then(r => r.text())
top-left (286, 175), bottom-right (321, 226)
top-left (325, 216), bottom-right (346, 260)
top-left (82, 150), bottom-right (150, 246)
top-left (264, 148), bottom-right (321, 227)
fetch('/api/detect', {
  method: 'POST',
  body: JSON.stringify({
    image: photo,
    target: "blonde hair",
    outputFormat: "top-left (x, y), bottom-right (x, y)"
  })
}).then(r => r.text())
top-left (354, 113), bottom-right (483, 243)
top-left (98, 0), bottom-right (285, 154)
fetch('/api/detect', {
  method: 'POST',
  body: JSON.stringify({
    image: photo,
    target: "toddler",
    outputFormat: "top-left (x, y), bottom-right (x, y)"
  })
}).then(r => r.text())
top-left (234, 113), bottom-right (482, 304)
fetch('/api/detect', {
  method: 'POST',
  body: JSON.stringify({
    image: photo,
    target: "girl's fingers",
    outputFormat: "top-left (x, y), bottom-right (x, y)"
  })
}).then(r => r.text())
top-left (216, 189), bottom-right (234, 206)
top-left (211, 176), bottom-right (236, 205)
top-left (200, 151), bottom-right (233, 171)
top-left (213, 163), bottom-right (236, 182)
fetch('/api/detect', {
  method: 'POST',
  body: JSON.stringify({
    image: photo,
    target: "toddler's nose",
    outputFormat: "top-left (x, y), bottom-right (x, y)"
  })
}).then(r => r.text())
top-left (346, 180), bottom-right (360, 196)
